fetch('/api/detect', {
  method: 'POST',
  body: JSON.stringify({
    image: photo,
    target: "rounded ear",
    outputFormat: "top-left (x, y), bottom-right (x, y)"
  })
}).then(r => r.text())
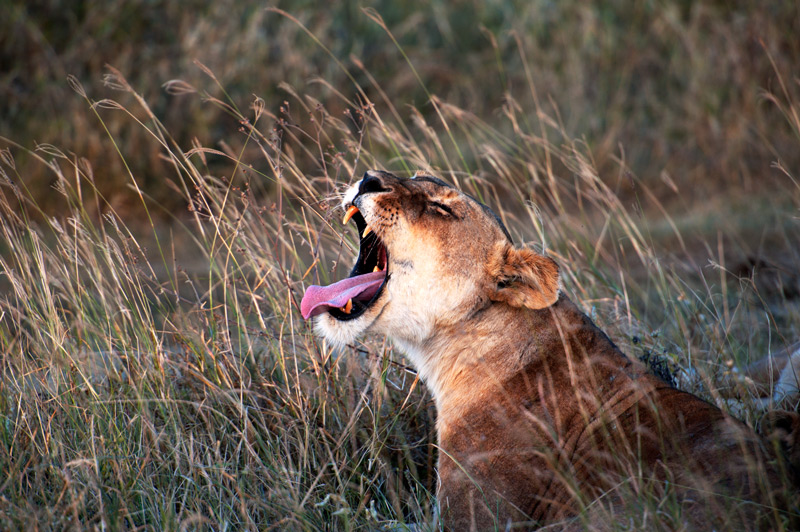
top-left (487, 241), bottom-right (560, 309)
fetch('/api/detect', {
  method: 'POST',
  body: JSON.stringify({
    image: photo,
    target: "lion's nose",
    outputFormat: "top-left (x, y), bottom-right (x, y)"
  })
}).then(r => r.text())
top-left (359, 172), bottom-right (389, 195)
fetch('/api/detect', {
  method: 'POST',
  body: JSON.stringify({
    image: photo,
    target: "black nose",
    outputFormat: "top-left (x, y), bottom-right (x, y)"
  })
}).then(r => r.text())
top-left (359, 172), bottom-right (388, 195)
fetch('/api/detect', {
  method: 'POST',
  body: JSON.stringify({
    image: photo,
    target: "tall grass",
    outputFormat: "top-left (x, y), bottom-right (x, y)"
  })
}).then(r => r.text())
top-left (1, 8), bottom-right (800, 531)
top-left (4, 1), bottom-right (800, 214)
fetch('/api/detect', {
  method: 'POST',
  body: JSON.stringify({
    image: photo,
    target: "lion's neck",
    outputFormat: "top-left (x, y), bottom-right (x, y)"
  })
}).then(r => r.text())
top-left (393, 301), bottom-right (543, 413)
top-left (394, 295), bottom-right (642, 429)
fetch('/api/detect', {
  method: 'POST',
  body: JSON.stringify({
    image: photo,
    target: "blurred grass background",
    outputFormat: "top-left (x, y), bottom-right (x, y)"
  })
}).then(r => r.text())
top-left (4, 1), bottom-right (799, 215)
top-left (1, 1), bottom-right (800, 529)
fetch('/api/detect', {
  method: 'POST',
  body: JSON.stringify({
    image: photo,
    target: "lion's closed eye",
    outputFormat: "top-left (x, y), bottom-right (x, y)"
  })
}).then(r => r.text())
top-left (427, 201), bottom-right (456, 217)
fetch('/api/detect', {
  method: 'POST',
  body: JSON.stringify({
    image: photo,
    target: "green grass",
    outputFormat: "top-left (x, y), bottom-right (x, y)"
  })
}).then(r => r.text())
top-left (1, 2), bottom-right (800, 530)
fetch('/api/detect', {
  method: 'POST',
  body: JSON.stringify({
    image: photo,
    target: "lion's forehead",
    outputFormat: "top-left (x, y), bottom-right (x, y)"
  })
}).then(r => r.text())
top-left (394, 177), bottom-right (463, 201)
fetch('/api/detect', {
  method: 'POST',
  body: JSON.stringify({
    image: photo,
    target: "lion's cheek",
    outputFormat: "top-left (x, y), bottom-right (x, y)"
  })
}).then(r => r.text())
top-left (371, 281), bottom-right (435, 344)
top-left (378, 269), bottom-right (483, 343)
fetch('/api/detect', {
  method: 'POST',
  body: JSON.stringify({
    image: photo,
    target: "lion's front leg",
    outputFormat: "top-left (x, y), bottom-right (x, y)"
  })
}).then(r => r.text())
top-left (437, 462), bottom-right (499, 532)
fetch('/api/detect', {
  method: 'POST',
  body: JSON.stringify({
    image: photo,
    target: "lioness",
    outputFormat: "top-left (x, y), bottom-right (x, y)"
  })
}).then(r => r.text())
top-left (301, 170), bottom-right (797, 530)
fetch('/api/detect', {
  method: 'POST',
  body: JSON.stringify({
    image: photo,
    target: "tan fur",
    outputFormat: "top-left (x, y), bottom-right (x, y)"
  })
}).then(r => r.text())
top-left (311, 171), bottom-right (797, 530)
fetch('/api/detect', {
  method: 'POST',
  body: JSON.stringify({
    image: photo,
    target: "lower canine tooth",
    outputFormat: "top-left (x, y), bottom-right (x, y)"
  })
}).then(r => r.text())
top-left (342, 299), bottom-right (353, 314)
top-left (362, 225), bottom-right (373, 238)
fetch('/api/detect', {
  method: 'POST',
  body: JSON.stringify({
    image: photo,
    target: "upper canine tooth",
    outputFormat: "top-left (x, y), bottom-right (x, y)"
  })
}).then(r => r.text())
top-left (362, 225), bottom-right (373, 238)
top-left (343, 205), bottom-right (359, 225)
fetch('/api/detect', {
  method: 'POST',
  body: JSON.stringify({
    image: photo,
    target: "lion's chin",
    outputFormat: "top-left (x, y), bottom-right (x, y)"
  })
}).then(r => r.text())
top-left (313, 311), bottom-right (375, 347)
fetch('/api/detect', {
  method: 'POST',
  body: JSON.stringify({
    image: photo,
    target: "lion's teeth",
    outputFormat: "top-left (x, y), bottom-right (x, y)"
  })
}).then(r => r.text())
top-left (373, 266), bottom-right (380, 272)
top-left (342, 299), bottom-right (353, 314)
top-left (362, 225), bottom-right (373, 238)
top-left (342, 205), bottom-right (359, 225)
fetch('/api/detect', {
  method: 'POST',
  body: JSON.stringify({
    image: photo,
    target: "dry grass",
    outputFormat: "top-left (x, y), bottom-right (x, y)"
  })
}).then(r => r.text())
top-left (1, 3), bottom-right (799, 530)
top-left (3, 2), bottom-right (799, 214)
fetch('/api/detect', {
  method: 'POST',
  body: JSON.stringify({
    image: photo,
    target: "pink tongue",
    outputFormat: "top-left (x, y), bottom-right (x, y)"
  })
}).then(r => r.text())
top-left (301, 270), bottom-right (386, 319)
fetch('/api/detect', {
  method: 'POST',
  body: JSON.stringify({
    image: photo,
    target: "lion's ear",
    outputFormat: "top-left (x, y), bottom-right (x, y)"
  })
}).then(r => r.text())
top-left (487, 242), bottom-right (560, 310)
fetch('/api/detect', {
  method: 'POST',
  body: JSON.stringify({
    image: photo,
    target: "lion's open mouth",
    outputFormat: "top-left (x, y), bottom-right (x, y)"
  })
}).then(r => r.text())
top-left (300, 205), bottom-right (389, 321)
